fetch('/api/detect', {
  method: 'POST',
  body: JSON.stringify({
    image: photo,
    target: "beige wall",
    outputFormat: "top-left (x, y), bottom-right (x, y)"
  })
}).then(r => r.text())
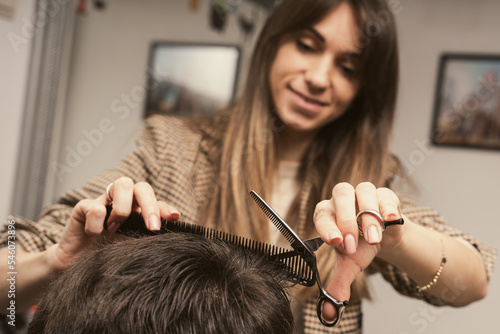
top-left (52, 0), bottom-right (267, 198)
top-left (365, 0), bottom-right (499, 333)
top-left (0, 0), bottom-right (35, 222)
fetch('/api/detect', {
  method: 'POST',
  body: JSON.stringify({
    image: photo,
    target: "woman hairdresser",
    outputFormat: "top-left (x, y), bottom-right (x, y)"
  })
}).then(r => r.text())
top-left (1, 0), bottom-right (494, 333)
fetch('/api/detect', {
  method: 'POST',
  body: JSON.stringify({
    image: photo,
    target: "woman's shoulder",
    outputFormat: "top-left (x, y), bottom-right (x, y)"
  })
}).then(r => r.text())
top-left (144, 113), bottom-right (197, 136)
top-left (139, 114), bottom-right (203, 150)
top-left (193, 111), bottom-right (230, 163)
top-left (144, 112), bottom-right (229, 140)
top-left (141, 112), bottom-right (228, 163)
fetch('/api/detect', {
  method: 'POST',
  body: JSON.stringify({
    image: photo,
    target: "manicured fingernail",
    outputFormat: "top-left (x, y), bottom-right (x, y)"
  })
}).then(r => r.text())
top-left (149, 214), bottom-right (161, 231)
top-left (107, 222), bottom-right (120, 233)
top-left (168, 209), bottom-right (181, 220)
top-left (386, 213), bottom-right (398, 221)
top-left (344, 233), bottom-right (356, 254)
top-left (368, 225), bottom-right (381, 243)
top-left (328, 230), bottom-right (342, 243)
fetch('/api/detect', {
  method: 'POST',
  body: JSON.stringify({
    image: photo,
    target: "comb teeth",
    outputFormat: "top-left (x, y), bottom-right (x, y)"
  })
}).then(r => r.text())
top-left (165, 220), bottom-right (284, 257)
top-left (276, 252), bottom-right (315, 287)
top-left (165, 220), bottom-right (314, 286)
top-left (249, 191), bottom-right (295, 244)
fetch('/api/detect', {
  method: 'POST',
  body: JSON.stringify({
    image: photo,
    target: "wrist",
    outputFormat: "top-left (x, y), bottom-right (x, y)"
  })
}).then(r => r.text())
top-left (377, 215), bottom-right (413, 263)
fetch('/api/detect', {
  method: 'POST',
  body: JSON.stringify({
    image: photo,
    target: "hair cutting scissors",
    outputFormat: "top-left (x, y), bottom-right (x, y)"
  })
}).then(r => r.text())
top-left (250, 190), bottom-right (348, 327)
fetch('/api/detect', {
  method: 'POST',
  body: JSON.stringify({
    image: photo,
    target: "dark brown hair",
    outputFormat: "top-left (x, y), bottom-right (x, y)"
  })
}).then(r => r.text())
top-left (28, 233), bottom-right (294, 334)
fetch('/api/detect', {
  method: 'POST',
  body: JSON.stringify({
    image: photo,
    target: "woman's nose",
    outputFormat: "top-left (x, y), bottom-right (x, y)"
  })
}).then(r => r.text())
top-left (304, 57), bottom-right (332, 91)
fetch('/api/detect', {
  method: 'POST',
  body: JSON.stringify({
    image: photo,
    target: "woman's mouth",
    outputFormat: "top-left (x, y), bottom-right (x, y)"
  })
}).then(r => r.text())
top-left (288, 86), bottom-right (330, 112)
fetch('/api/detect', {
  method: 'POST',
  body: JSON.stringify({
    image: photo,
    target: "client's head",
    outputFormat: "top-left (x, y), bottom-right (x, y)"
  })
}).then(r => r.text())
top-left (29, 233), bottom-right (294, 334)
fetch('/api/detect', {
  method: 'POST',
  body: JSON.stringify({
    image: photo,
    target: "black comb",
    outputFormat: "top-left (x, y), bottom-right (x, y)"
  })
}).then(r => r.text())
top-left (104, 207), bottom-right (313, 286)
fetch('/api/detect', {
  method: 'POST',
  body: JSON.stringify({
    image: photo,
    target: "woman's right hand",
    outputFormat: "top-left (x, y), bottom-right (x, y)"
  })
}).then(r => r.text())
top-left (49, 177), bottom-right (181, 271)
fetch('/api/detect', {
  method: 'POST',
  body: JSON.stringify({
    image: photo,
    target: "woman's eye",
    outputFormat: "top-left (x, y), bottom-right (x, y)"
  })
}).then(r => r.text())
top-left (341, 66), bottom-right (356, 77)
top-left (296, 40), bottom-right (315, 52)
top-left (339, 61), bottom-right (358, 78)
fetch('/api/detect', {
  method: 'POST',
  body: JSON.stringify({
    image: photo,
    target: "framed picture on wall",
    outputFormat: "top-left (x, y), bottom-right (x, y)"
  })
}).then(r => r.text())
top-left (144, 42), bottom-right (241, 118)
top-left (431, 53), bottom-right (500, 150)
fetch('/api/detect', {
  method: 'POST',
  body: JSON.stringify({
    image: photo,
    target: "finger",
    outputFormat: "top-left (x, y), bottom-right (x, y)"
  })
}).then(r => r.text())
top-left (314, 200), bottom-right (343, 246)
top-left (331, 183), bottom-right (357, 254)
top-left (106, 177), bottom-right (135, 231)
top-left (72, 199), bottom-right (108, 235)
top-left (322, 239), bottom-right (379, 321)
top-left (93, 194), bottom-right (121, 234)
top-left (376, 187), bottom-right (401, 221)
top-left (321, 301), bottom-right (337, 323)
top-left (322, 263), bottom-right (353, 321)
top-left (57, 198), bottom-right (107, 270)
top-left (355, 182), bottom-right (382, 244)
top-left (159, 201), bottom-right (181, 221)
top-left (134, 182), bottom-right (161, 231)
top-left (131, 197), bottom-right (141, 213)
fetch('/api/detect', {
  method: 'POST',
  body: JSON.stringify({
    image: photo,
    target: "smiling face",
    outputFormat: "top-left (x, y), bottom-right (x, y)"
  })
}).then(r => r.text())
top-left (269, 2), bottom-right (361, 136)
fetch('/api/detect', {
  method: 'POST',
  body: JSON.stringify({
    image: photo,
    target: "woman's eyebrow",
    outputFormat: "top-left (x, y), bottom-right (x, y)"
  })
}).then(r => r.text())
top-left (306, 27), bottom-right (325, 43)
top-left (343, 51), bottom-right (361, 60)
top-left (307, 27), bottom-right (361, 59)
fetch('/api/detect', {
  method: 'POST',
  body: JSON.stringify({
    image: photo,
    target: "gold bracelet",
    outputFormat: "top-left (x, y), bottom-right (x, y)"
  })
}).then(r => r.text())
top-left (417, 239), bottom-right (446, 293)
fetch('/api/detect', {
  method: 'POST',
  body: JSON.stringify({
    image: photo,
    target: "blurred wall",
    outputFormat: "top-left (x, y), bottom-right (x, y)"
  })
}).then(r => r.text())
top-left (51, 0), bottom-right (267, 198)
top-left (0, 0), bottom-right (36, 223)
top-left (364, 0), bottom-right (499, 333)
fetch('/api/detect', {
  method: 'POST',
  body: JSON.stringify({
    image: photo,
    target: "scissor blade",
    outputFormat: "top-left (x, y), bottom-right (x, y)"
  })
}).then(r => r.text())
top-left (250, 190), bottom-right (304, 247)
top-left (303, 237), bottom-right (324, 252)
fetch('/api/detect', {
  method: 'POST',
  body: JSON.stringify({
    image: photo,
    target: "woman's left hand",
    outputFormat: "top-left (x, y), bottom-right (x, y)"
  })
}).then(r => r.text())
top-left (313, 182), bottom-right (405, 319)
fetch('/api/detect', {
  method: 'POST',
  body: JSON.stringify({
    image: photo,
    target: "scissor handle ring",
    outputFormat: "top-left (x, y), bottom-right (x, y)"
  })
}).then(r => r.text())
top-left (356, 209), bottom-right (404, 236)
top-left (316, 289), bottom-right (348, 327)
top-left (356, 209), bottom-right (384, 236)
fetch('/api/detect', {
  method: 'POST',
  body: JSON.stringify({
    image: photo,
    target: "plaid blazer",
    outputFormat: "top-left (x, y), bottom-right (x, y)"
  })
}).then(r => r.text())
top-left (2, 115), bottom-right (495, 333)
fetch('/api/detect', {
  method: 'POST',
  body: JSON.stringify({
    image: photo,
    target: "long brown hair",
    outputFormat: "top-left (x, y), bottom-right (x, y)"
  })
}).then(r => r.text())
top-left (199, 0), bottom-right (399, 298)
